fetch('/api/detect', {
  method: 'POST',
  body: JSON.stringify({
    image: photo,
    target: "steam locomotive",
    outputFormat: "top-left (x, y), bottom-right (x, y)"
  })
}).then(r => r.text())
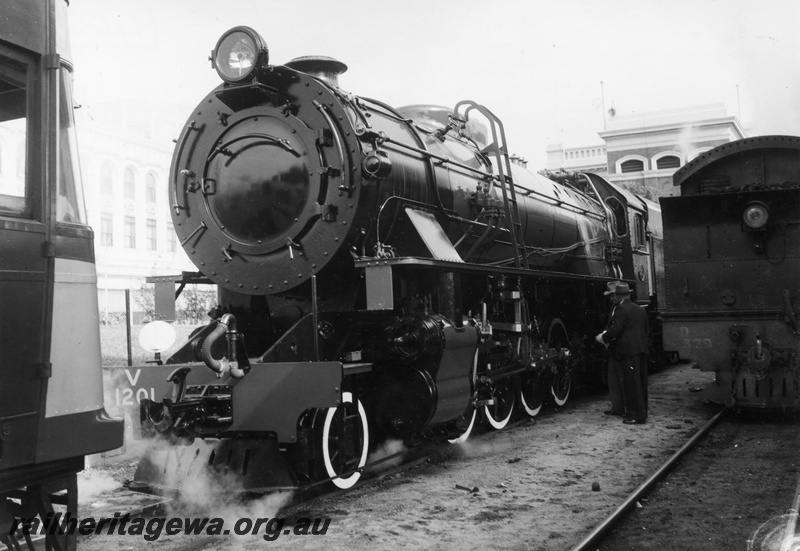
top-left (136, 26), bottom-right (664, 492)
top-left (0, 1), bottom-right (123, 548)
top-left (660, 136), bottom-right (800, 409)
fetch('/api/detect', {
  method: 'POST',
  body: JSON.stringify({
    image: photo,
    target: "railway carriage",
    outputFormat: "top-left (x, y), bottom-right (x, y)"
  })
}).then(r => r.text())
top-left (135, 26), bottom-right (665, 493)
top-left (0, 1), bottom-right (123, 549)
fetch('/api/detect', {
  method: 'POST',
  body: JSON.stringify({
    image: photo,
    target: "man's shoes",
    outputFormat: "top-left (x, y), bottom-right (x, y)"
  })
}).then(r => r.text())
top-left (604, 410), bottom-right (623, 416)
top-left (623, 418), bottom-right (646, 425)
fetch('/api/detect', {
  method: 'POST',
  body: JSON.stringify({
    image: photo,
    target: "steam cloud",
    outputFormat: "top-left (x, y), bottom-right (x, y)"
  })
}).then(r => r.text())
top-left (141, 437), bottom-right (293, 536)
top-left (367, 439), bottom-right (407, 473)
top-left (77, 470), bottom-right (121, 506)
top-left (453, 437), bottom-right (515, 459)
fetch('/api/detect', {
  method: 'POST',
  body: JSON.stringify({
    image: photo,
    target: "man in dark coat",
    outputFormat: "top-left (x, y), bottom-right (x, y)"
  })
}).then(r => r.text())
top-left (602, 281), bottom-right (625, 417)
top-left (594, 282), bottom-right (649, 424)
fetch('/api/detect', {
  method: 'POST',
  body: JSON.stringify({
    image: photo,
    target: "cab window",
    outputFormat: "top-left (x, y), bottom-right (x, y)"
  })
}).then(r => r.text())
top-left (633, 213), bottom-right (647, 250)
top-left (56, 66), bottom-right (87, 224)
top-left (0, 54), bottom-right (30, 217)
top-left (605, 196), bottom-right (627, 237)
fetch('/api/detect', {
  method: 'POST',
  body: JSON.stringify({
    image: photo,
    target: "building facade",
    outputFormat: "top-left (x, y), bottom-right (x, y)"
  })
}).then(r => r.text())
top-left (544, 143), bottom-right (608, 177)
top-left (76, 104), bottom-right (195, 316)
top-left (546, 104), bottom-right (747, 199)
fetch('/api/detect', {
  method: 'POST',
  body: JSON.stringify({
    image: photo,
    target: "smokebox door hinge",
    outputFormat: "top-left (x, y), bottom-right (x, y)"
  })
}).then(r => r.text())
top-left (319, 166), bottom-right (341, 178)
top-left (318, 203), bottom-right (338, 222)
top-left (202, 178), bottom-right (216, 195)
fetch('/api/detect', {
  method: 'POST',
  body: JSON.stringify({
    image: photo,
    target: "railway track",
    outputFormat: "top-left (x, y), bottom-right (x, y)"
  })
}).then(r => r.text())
top-left (587, 409), bottom-right (800, 550)
top-left (70, 408), bottom-right (702, 551)
top-left (73, 405), bottom-right (798, 551)
top-left (570, 410), bottom-right (725, 551)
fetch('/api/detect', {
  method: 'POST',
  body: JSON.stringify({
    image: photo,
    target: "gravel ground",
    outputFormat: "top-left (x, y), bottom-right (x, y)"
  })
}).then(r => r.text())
top-left (599, 410), bottom-right (800, 551)
top-left (65, 362), bottom-right (770, 551)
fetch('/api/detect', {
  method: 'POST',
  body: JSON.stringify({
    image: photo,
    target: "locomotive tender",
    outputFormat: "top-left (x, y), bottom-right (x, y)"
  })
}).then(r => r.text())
top-left (137, 26), bottom-right (664, 491)
top-left (661, 136), bottom-right (800, 409)
top-left (0, 1), bottom-right (123, 548)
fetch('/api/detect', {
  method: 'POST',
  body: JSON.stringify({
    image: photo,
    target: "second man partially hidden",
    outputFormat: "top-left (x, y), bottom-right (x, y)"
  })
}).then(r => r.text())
top-left (595, 282), bottom-right (649, 425)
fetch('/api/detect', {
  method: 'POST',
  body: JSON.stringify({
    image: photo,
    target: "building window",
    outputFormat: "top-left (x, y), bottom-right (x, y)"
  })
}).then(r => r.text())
top-left (124, 216), bottom-right (136, 248)
top-left (620, 159), bottom-right (644, 173)
top-left (124, 167), bottom-right (136, 200)
top-left (100, 213), bottom-right (113, 246)
top-left (146, 172), bottom-right (157, 203)
top-left (166, 223), bottom-right (176, 252)
top-left (146, 219), bottom-right (157, 250)
top-left (100, 161), bottom-right (114, 194)
top-left (656, 155), bottom-right (681, 169)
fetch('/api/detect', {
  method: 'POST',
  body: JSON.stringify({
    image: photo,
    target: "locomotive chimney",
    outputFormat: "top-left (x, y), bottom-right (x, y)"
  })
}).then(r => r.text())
top-left (285, 56), bottom-right (348, 88)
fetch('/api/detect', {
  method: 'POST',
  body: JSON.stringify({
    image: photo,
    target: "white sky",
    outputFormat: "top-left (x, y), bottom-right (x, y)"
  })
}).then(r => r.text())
top-left (67, 0), bottom-right (800, 167)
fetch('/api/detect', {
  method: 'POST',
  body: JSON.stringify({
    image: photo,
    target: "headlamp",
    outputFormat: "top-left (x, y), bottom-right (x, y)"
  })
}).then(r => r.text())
top-left (212, 27), bottom-right (268, 83)
top-left (742, 201), bottom-right (769, 231)
top-left (138, 321), bottom-right (177, 353)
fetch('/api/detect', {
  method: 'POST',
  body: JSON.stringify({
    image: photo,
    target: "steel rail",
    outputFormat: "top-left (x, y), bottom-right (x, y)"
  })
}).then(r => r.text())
top-left (569, 409), bottom-right (725, 551)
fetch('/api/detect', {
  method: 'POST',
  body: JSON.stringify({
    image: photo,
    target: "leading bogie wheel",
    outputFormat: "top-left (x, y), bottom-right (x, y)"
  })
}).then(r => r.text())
top-left (320, 391), bottom-right (370, 489)
top-left (450, 349), bottom-right (479, 443)
top-left (447, 408), bottom-right (477, 444)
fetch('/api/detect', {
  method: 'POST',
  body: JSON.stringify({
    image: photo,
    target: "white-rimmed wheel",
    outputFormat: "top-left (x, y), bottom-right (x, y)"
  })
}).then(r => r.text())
top-left (516, 334), bottom-right (546, 417)
top-left (551, 368), bottom-right (572, 406)
top-left (519, 371), bottom-right (547, 417)
top-left (320, 391), bottom-right (369, 489)
top-left (447, 408), bottom-right (477, 444)
top-left (547, 319), bottom-right (573, 407)
top-left (449, 348), bottom-right (479, 443)
top-left (483, 379), bottom-right (515, 430)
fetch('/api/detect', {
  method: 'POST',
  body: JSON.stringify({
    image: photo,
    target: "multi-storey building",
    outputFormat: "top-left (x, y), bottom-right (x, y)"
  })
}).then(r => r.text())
top-left (1, 101), bottom-right (194, 316)
top-left (546, 104), bottom-right (747, 199)
top-left (76, 103), bottom-right (195, 316)
top-left (544, 143), bottom-right (609, 177)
